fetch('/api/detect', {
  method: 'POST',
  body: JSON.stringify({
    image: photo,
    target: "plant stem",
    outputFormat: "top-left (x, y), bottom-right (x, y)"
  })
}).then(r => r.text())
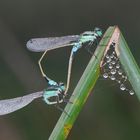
top-left (49, 26), bottom-right (116, 140)
top-left (116, 28), bottom-right (140, 99)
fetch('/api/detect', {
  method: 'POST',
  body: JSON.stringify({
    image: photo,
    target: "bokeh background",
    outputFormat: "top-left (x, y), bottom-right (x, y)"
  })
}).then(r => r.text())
top-left (0, 0), bottom-right (140, 140)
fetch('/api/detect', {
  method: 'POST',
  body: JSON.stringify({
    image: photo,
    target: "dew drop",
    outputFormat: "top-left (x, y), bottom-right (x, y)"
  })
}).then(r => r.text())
top-left (118, 69), bottom-right (123, 75)
top-left (117, 80), bottom-right (121, 84)
top-left (120, 84), bottom-right (126, 91)
top-left (112, 51), bottom-right (115, 54)
top-left (106, 54), bottom-right (110, 59)
top-left (110, 54), bottom-right (114, 58)
top-left (116, 63), bottom-right (120, 69)
top-left (111, 69), bottom-right (116, 75)
top-left (107, 58), bottom-right (111, 63)
top-left (110, 75), bottom-right (116, 80)
top-left (108, 63), bottom-right (113, 69)
top-left (111, 60), bottom-right (116, 65)
top-left (103, 73), bottom-right (108, 79)
top-left (121, 75), bottom-right (125, 78)
top-left (129, 90), bottom-right (134, 95)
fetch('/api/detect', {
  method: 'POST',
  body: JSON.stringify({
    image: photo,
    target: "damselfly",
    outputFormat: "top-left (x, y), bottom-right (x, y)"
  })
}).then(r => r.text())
top-left (0, 27), bottom-right (102, 115)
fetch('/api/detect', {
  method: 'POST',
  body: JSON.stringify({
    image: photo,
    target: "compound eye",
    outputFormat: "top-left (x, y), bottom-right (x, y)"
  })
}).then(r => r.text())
top-left (82, 33), bottom-right (88, 36)
top-left (48, 96), bottom-right (57, 103)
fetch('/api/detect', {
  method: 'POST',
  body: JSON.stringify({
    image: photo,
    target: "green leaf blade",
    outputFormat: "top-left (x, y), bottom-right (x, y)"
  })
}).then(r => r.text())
top-left (49, 26), bottom-right (116, 140)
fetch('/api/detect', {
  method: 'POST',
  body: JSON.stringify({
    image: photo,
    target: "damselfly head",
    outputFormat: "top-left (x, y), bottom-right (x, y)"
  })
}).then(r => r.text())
top-left (43, 82), bottom-right (65, 105)
top-left (81, 28), bottom-right (102, 40)
top-left (58, 82), bottom-right (66, 93)
top-left (94, 27), bottom-right (102, 37)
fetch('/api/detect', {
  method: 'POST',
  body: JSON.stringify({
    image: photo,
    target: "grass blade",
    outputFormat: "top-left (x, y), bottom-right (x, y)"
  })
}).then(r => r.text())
top-left (49, 26), bottom-right (117, 140)
top-left (116, 27), bottom-right (140, 99)
top-left (49, 26), bottom-right (140, 139)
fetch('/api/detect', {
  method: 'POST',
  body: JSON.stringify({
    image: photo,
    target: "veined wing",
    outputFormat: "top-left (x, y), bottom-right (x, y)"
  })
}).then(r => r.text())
top-left (0, 91), bottom-right (43, 115)
top-left (26, 35), bottom-right (80, 52)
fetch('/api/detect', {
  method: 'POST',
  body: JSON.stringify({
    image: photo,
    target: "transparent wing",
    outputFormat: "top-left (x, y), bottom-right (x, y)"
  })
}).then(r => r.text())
top-left (0, 91), bottom-right (43, 115)
top-left (26, 35), bottom-right (80, 52)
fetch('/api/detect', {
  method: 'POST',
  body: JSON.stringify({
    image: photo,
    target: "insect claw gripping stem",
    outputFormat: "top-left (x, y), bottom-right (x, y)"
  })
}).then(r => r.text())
top-left (55, 104), bottom-right (70, 117)
top-left (63, 98), bottom-right (73, 104)
top-left (86, 47), bottom-right (98, 59)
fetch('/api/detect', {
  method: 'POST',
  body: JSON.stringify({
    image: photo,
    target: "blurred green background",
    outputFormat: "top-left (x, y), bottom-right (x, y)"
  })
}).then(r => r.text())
top-left (0, 0), bottom-right (140, 140)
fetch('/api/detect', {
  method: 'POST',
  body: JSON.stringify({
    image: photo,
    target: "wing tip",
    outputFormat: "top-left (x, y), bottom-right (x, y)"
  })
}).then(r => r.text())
top-left (26, 39), bottom-right (36, 52)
